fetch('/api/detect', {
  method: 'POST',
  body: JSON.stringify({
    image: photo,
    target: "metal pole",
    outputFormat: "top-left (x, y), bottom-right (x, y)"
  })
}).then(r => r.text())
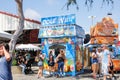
top-left (88, 16), bottom-right (96, 26)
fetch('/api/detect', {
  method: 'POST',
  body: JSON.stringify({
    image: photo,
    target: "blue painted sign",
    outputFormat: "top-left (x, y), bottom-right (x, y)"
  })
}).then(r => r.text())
top-left (38, 25), bottom-right (75, 38)
top-left (76, 26), bottom-right (85, 38)
top-left (41, 14), bottom-right (76, 26)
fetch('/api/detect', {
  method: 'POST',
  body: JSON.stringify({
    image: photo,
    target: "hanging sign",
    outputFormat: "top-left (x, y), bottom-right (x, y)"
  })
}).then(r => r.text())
top-left (41, 14), bottom-right (76, 26)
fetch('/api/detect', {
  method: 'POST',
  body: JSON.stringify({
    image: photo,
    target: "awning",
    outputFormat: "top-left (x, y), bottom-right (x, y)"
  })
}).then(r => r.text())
top-left (0, 31), bottom-right (12, 41)
top-left (16, 44), bottom-right (41, 50)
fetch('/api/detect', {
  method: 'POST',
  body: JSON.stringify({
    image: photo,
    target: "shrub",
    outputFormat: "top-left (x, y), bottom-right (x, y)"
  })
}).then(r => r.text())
top-left (12, 58), bottom-right (17, 66)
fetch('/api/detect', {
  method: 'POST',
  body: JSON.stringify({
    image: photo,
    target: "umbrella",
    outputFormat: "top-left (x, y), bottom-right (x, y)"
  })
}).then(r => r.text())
top-left (16, 44), bottom-right (41, 50)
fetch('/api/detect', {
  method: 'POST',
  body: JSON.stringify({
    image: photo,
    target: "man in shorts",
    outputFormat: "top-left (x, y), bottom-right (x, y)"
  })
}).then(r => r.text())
top-left (101, 44), bottom-right (111, 80)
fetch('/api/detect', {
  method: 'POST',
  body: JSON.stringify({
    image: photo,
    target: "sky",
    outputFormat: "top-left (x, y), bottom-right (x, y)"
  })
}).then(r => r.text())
top-left (0, 0), bottom-right (120, 35)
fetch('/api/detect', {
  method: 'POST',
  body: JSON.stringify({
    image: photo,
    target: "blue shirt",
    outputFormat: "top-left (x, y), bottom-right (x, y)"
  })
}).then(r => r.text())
top-left (0, 56), bottom-right (12, 80)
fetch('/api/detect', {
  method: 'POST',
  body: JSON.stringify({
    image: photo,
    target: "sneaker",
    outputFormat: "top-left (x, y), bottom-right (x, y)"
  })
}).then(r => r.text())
top-left (106, 78), bottom-right (112, 80)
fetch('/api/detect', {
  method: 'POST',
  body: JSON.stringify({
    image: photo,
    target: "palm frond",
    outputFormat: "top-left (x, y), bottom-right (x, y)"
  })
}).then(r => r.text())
top-left (66, 0), bottom-right (79, 10)
top-left (65, 0), bottom-right (114, 10)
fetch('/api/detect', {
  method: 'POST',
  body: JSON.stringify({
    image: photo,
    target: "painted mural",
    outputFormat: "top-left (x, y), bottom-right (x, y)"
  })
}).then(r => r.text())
top-left (39, 25), bottom-right (75, 38)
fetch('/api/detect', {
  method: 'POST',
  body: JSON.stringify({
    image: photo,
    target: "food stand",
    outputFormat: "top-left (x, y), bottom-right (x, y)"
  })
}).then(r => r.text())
top-left (112, 41), bottom-right (120, 71)
top-left (38, 14), bottom-right (85, 76)
top-left (90, 17), bottom-right (120, 71)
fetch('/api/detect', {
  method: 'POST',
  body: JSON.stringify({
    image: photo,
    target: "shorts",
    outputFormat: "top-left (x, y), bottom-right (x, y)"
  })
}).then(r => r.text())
top-left (38, 61), bottom-right (43, 67)
top-left (109, 65), bottom-right (114, 70)
top-left (48, 61), bottom-right (54, 67)
top-left (102, 63), bottom-right (109, 75)
top-left (92, 59), bottom-right (98, 64)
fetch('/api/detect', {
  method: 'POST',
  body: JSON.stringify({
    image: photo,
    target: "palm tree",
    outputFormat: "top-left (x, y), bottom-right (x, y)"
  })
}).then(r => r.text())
top-left (9, 0), bottom-right (24, 53)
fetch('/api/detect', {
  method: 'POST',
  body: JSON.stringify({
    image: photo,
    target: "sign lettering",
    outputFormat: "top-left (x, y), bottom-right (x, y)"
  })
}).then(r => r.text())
top-left (41, 14), bottom-right (76, 26)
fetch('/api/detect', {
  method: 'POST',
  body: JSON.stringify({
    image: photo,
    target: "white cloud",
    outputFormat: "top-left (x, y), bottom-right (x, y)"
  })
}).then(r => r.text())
top-left (24, 8), bottom-right (41, 20)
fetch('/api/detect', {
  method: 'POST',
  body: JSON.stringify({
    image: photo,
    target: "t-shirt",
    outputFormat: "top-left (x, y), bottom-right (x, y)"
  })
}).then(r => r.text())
top-left (102, 49), bottom-right (110, 64)
top-left (109, 51), bottom-right (115, 59)
top-left (0, 56), bottom-right (12, 80)
top-left (25, 53), bottom-right (30, 61)
top-left (97, 52), bottom-right (102, 63)
top-left (49, 54), bottom-right (54, 61)
top-left (57, 54), bottom-right (65, 63)
top-left (39, 54), bottom-right (44, 61)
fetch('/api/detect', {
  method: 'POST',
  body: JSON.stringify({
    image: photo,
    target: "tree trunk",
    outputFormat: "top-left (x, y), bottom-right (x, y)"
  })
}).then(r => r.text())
top-left (9, 0), bottom-right (24, 54)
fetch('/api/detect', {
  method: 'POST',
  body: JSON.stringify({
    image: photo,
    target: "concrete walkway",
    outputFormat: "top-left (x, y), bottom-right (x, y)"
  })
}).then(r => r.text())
top-left (12, 66), bottom-right (120, 80)
top-left (13, 74), bottom-right (93, 80)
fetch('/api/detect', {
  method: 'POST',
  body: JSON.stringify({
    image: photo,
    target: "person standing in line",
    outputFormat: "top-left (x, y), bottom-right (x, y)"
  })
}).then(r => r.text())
top-left (101, 44), bottom-right (112, 80)
top-left (48, 50), bottom-right (55, 77)
top-left (108, 48), bottom-right (115, 78)
top-left (96, 47), bottom-right (102, 77)
top-left (91, 48), bottom-right (98, 79)
top-left (37, 50), bottom-right (44, 79)
top-left (56, 50), bottom-right (66, 77)
top-left (0, 43), bottom-right (13, 80)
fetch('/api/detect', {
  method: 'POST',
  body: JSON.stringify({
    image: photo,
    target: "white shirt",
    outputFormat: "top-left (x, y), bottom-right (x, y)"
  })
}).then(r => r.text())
top-left (97, 51), bottom-right (102, 63)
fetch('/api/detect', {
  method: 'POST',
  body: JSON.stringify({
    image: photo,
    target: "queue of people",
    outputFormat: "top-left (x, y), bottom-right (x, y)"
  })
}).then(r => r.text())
top-left (35, 44), bottom-right (117, 80)
top-left (91, 44), bottom-right (115, 80)
top-left (35, 49), bottom-right (66, 79)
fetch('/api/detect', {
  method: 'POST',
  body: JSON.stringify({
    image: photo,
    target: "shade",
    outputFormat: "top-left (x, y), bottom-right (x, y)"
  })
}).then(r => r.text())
top-left (16, 44), bottom-right (41, 50)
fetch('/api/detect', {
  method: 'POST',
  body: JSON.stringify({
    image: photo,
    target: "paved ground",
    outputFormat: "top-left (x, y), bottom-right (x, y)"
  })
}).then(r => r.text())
top-left (13, 66), bottom-right (120, 80)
